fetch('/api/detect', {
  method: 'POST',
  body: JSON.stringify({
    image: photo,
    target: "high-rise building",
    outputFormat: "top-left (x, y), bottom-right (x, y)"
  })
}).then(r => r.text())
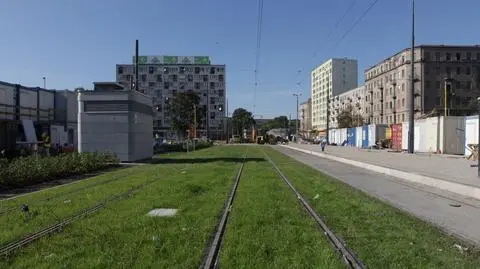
top-left (116, 56), bottom-right (226, 139)
top-left (299, 98), bottom-right (312, 133)
top-left (311, 58), bottom-right (358, 131)
top-left (365, 45), bottom-right (480, 125)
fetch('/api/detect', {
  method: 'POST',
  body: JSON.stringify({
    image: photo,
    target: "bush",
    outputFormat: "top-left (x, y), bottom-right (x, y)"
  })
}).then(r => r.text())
top-left (0, 152), bottom-right (119, 189)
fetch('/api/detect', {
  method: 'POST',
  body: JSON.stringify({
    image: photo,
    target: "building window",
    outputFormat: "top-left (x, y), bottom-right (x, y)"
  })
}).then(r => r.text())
top-left (172, 90), bottom-right (177, 95)
top-left (466, 81), bottom-right (472, 90)
top-left (466, 67), bottom-right (471, 75)
top-left (179, 82), bottom-right (185, 90)
top-left (425, 52), bottom-right (430, 60)
top-left (118, 66), bottom-right (123, 74)
top-left (210, 97), bottom-right (216, 104)
top-left (402, 114), bottom-right (405, 122)
top-left (218, 74), bottom-right (224, 82)
top-left (157, 75), bottom-right (162, 82)
top-left (210, 112), bottom-right (216, 119)
top-left (446, 53), bottom-right (451, 61)
top-left (195, 82), bottom-right (200, 89)
top-left (477, 53), bottom-right (480, 60)
top-left (179, 66), bottom-right (185, 74)
top-left (210, 67), bottom-right (215, 74)
top-left (172, 74), bottom-right (178, 82)
top-left (148, 82), bottom-right (155, 87)
top-left (126, 74), bottom-right (131, 81)
top-left (218, 90), bottom-right (224, 97)
top-left (164, 82), bottom-right (170, 89)
top-left (402, 84), bottom-right (405, 91)
top-left (141, 74), bottom-right (147, 82)
top-left (402, 98), bottom-right (405, 107)
top-left (402, 69), bottom-right (405, 78)
top-left (195, 67), bottom-right (200, 74)
top-left (187, 75), bottom-right (193, 82)
top-left (456, 67), bottom-right (461, 75)
top-left (446, 67), bottom-right (451, 76)
top-left (210, 82), bottom-right (215, 89)
top-left (425, 81), bottom-right (431, 88)
top-left (467, 52), bottom-right (472, 60)
top-left (163, 67), bottom-right (169, 74)
top-left (456, 52), bottom-right (461, 61)
top-left (149, 67), bottom-right (155, 74)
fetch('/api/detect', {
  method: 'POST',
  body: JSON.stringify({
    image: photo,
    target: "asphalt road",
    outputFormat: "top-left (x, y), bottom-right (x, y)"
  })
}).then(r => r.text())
top-left (274, 145), bottom-right (480, 246)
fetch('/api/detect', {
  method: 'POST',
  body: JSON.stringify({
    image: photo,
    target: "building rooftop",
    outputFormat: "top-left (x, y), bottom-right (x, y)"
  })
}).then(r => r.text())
top-left (364, 44), bottom-right (480, 72)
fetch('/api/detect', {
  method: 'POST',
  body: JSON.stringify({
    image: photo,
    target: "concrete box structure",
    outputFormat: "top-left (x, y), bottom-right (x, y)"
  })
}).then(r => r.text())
top-left (78, 86), bottom-right (153, 162)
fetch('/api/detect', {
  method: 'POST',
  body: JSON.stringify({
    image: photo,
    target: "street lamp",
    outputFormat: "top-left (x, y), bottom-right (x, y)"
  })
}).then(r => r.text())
top-left (42, 77), bottom-right (46, 89)
top-left (293, 93), bottom-right (301, 139)
top-left (407, 0), bottom-right (415, 154)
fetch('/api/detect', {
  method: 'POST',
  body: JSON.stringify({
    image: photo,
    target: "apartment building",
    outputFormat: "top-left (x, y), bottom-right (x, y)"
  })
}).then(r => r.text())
top-left (299, 98), bottom-right (312, 133)
top-left (329, 86), bottom-right (366, 128)
top-left (116, 56), bottom-right (226, 139)
top-left (365, 45), bottom-right (480, 125)
top-left (311, 58), bottom-right (358, 131)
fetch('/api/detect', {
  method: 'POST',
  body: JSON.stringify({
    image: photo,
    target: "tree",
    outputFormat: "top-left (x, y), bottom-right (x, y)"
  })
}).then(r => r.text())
top-left (231, 108), bottom-right (255, 135)
top-left (263, 116), bottom-right (289, 131)
top-left (336, 105), bottom-right (364, 128)
top-left (168, 92), bottom-right (204, 139)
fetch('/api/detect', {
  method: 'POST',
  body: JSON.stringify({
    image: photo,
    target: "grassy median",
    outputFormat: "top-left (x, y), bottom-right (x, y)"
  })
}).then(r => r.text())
top-left (266, 146), bottom-right (480, 269)
top-left (219, 148), bottom-right (343, 268)
top-left (0, 146), bottom-right (246, 268)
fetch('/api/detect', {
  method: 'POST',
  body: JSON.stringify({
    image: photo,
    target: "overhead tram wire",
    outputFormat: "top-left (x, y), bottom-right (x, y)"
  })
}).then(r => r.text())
top-left (326, 0), bottom-right (381, 54)
top-left (253, 0), bottom-right (264, 116)
top-left (298, 0), bottom-right (358, 75)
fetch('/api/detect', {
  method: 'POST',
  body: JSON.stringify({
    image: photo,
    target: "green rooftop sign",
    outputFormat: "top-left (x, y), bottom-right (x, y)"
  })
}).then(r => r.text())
top-left (194, 56), bottom-right (210, 64)
top-left (131, 55), bottom-right (210, 65)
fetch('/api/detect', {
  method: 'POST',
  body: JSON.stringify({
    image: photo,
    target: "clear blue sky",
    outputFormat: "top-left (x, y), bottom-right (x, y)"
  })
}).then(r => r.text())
top-left (1, 0), bottom-right (479, 119)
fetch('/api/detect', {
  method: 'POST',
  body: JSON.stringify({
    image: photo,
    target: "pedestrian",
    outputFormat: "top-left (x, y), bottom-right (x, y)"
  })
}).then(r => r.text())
top-left (320, 137), bottom-right (327, 152)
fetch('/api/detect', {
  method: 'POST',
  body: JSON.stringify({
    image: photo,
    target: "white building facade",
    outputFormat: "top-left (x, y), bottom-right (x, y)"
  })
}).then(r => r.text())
top-left (311, 58), bottom-right (358, 131)
top-left (329, 86), bottom-right (366, 128)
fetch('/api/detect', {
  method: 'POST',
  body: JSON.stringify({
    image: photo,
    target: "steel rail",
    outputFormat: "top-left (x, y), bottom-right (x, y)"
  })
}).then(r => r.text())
top-left (200, 153), bottom-right (247, 269)
top-left (0, 177), bottom-right (158, 256)
top-left (263, 150), bottom-right (366, 269)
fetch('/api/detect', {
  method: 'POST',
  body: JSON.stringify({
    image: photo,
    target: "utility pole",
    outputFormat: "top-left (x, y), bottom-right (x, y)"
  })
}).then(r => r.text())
top-left (407, 0), bottom-right (415, 154)
top-left (135, 40), bottom-right (139, 92)
top-left (225, 98), bottom-right (229, 144)
top-left (293, 93), bottom-right (301, 138)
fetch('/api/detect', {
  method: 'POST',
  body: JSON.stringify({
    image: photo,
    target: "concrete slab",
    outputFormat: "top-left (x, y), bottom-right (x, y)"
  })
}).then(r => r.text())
top-left (147, 208), bottom-right (177, 217)
top-left (282, 144), bottom-right (480, 201)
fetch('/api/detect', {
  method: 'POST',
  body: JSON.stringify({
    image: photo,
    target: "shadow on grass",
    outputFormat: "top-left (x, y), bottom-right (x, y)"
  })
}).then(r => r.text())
top-left (140, 157), bottom-right (266, 164)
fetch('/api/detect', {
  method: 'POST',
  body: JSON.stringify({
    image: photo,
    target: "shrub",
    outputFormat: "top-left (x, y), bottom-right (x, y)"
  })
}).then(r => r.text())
top-left (0, 152), bottom-right (119, 189)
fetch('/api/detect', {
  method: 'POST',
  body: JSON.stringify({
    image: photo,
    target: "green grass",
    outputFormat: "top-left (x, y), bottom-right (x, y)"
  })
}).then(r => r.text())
top-left (219, 148), bottom-right (343, 269)
top-left (265, 146), bottom-right (480, 269)
top-left (3, 145), bottom-right (479, 268)
top-left (0, 146), bottom-right (246, 269)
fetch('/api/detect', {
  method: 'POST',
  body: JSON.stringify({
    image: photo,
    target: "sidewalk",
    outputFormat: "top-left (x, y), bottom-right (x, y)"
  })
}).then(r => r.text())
top-left (283, 143), bottom-right (480, 200)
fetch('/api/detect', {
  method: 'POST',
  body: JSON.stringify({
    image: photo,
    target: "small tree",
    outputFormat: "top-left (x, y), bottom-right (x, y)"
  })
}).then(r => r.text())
top-left (337, 105), bottom-right (364, 128)
top-left (168, 92), bottom-right (204, 139)
top-left (231, 108), bottom-right (255, 136)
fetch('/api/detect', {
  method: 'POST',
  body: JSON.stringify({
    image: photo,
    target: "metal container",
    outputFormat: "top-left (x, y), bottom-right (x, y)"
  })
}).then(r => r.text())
top-left (362, 124), bottom-right (369, 148)
top-left (347, 128), bottom-right (356, 146)
top-left (391, 124), bottom-right (402, 150)
top-left (355, 126), bottom-right (362, 148)
top-left (340, 128), bottom-right (347, 145)
top-left (465, 115), bottom-right (478, 156)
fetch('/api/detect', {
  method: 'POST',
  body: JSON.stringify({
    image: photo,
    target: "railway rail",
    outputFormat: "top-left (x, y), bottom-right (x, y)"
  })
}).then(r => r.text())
top-left (200, 149), bottom-right (366, 269)
top-left (0, 177), bottom-right (159, 256)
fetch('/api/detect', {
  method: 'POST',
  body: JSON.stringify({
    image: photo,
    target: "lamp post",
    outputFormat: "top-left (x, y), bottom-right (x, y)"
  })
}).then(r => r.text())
top-left (293, 93), bottom-right (301, 139)
top-left (407, 0), bottom-right (415, 154)
top-left (42, 77), bottom-right (46, 89)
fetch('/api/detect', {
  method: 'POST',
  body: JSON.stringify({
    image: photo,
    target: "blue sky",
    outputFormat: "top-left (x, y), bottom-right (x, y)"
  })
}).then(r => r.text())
top-left (1, 0), bottom-right (480, 119)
